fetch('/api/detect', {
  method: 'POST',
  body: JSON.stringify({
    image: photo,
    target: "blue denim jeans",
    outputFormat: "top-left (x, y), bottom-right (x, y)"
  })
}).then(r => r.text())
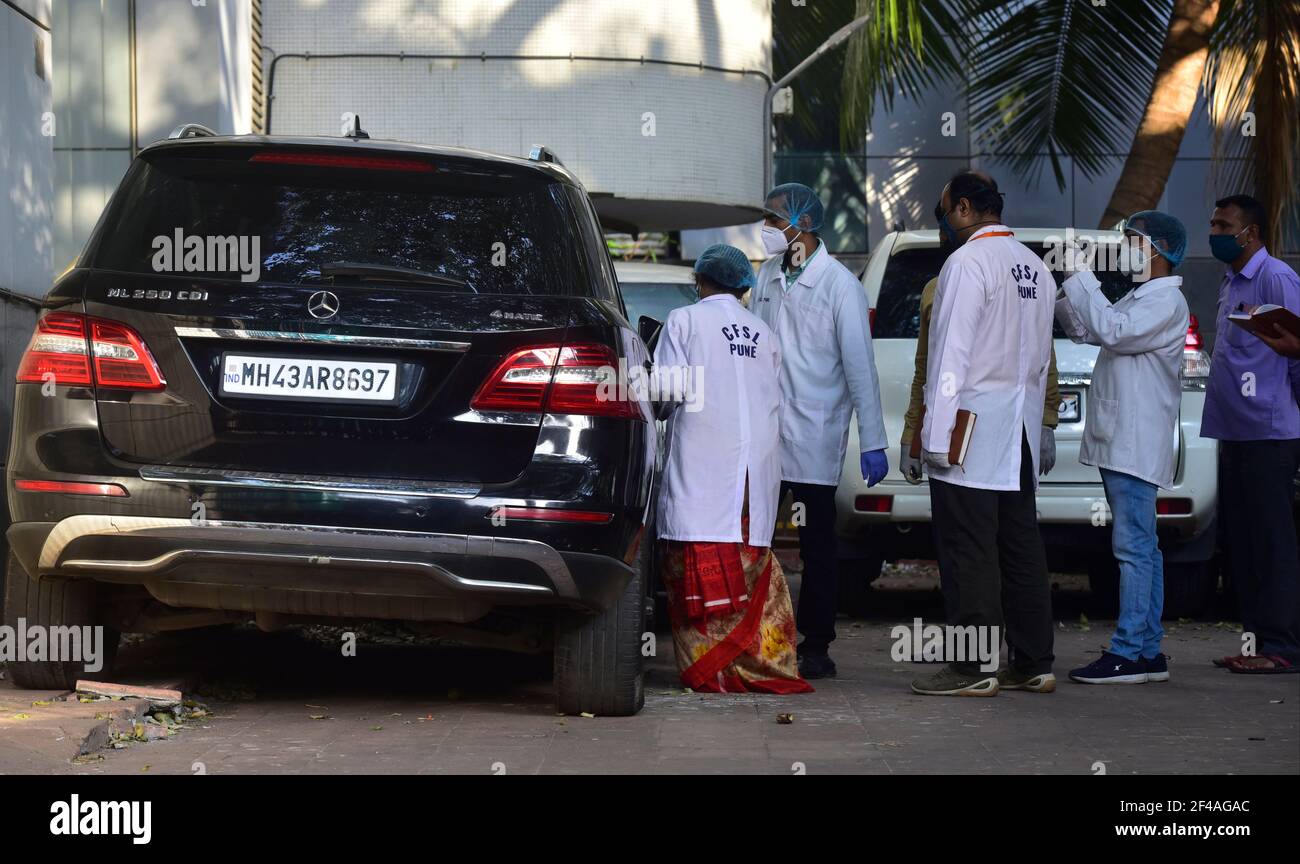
top-left (1100, 468), bottom-right (1163, 661)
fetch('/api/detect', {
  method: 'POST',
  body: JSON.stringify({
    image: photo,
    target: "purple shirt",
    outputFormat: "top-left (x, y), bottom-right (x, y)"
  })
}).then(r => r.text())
top-left (1202, 247), bottom-right (1300, 441)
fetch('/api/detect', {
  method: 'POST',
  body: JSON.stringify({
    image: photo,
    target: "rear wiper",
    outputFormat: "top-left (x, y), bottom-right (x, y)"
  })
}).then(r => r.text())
top-left (319, 261), bottom-right (470, 290)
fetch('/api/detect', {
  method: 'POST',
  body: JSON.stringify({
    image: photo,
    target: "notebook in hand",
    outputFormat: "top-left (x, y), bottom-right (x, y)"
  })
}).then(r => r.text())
top-left (910, 406), bottom-right (978, 468)
top-left (1228, 304), bottom-right (1300, 339)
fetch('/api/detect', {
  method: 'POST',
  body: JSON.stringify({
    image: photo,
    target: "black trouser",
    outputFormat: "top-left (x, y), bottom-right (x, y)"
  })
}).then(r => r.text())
top-left (782, 481), bottom-right (838, 657)
top-left (931, 516), bottom-right (961, 625)
top-left (928, 433), bottom-right (1054, 675)
top-left (1220, 439), bottom-right (1300, 659)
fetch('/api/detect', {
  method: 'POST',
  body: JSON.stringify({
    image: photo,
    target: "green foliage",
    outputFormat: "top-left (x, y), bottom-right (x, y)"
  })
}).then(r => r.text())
top-left (964, 0), bottom-right (1170, 190)
top-left (840, 0), bottom-right (970, 151)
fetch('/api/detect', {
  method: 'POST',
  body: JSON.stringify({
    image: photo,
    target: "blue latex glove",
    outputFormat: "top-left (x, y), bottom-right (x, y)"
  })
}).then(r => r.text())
top-left (861, 449), bottom-right (888, 487)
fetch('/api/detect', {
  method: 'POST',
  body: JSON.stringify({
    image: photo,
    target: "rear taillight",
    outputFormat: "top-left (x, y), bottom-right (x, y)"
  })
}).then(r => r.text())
top-left (15, 313), bottom-right (93, 386)
top-left (1156, 498), bottom-right (1192, 516)
top-left (1181, 313), bottom-right (1211, 386)
top-left (14, 479), bottom-right (128, 497)
top-left (854, 494), bottom-right (893, 513)
top-left (472, 345), bottom-right (562, 412)
top-left (89, 318), bottom-right (167, 389)
top-left (869, 307), bottom-right (876, 335)
top-left (471, 343), bottom-right (641, 419)
top-left (16, 313), bottom-right (165, 391)
top-left (1184, 313), bottom-right (1203, 351)
top-left (491, 507), bottom-right (614, 524)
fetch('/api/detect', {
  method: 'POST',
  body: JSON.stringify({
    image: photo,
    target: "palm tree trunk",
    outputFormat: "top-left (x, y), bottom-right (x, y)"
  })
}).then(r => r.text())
top-left (1252, 0), bottom-right (1296, 252)
top-left (1098, 0), bottom-right (1220, 228)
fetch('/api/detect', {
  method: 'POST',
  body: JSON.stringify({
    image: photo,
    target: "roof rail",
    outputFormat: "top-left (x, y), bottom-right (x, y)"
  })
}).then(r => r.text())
top-left (168, 123), bottom-right (219, 140)
top-left (528, 145), bottom-right (564, 166)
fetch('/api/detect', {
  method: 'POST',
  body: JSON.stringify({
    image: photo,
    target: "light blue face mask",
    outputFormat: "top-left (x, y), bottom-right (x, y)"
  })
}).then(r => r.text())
top-left (1117, 238), bottom-right (1151, 277)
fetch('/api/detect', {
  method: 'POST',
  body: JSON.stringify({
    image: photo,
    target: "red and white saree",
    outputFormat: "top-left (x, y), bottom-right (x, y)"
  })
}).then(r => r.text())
top-left (660, 518), bottom-right (812, 694)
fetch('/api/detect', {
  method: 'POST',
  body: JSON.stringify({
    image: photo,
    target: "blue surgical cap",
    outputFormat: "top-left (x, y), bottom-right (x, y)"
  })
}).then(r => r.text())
top-left (1124, 210), bottom-right (1187, 267)
top-left (694, 243), bottom-right (756, 292)
top-left (764, 182), bottom-right (825, 233)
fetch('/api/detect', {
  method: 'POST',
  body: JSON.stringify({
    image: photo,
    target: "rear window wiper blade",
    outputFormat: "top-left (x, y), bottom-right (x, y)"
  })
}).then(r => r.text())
top-left (319, 261), bottom-right (470, 289)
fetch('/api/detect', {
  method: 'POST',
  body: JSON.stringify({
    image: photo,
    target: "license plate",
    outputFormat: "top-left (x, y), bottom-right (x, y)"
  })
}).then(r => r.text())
top-left (220, 354), bottom-right (399, 403)
top-left (1058, 391), bottom-right (1081, 423)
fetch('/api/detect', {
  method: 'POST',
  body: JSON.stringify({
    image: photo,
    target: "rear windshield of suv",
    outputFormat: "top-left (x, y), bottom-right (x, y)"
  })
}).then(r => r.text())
top-left (90, 147), bottom-right (590, 295)
top-left (873, 243), bottom-right (1135, 339)
top-left (621, 281), bottom-right (697, 325)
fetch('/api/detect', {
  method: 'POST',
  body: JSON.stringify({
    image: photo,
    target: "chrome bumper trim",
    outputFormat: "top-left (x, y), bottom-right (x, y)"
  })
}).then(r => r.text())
top-left (174, 326), bottom-right (470, 353)
top-left (61, 550), bottom-right (553, 596)
top-left (139, 466), bottom-right (480, 499)
top-left (38, 516), bottom-right (577, 599)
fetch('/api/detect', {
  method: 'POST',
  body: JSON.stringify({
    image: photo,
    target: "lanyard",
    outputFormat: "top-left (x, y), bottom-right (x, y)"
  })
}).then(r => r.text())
top-left (972, 230), bottom-right (1015, 240)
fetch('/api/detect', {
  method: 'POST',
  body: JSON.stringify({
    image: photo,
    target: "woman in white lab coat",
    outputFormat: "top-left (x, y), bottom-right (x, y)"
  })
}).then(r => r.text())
top-left (655, 244), bottom-right (812, 694)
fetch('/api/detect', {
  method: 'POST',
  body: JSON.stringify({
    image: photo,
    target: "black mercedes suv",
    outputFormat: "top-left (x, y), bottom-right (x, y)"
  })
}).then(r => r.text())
top-left (4, 129), bottom-right (656, 715)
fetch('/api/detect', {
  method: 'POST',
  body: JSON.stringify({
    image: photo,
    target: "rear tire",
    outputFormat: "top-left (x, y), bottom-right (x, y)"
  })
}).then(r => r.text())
top-left (553, 535), bottom-right (647, 717)
top-left (2, 551), bottom-right (119, 689)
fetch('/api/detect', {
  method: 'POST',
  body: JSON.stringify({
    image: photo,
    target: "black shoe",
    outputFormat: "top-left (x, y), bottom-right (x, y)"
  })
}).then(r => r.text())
top-left (1142, 653), bottom-right (1170, 682)
top-left (798, 653), bottom-right (837, 679)
top-left (1069, 651), bottom-right (1147, 684)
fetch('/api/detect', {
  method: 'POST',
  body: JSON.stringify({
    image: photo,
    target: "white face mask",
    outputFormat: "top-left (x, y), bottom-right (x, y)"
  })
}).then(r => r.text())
top-left (761, 223), bottom-right (793, 256)
top-left (1117, 240), bottom-right (1151, 277)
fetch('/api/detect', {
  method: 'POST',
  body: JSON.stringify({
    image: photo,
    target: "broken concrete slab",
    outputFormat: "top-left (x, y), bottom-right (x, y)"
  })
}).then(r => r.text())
top-left (0, 680), bottom-right (149, 763)
top-left (75, 680), bottom-right (183, 710)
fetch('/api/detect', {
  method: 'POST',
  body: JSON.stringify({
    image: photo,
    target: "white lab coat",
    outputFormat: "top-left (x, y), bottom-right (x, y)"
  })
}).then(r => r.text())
top-left (751, 245), bottom-right (888, 485)
top-left (1056, 271), bottom-right (1188, 488)
top-left (654, 293), bottom-right (783, 547)
top-left (923, 225), bottom-right (1055, 491)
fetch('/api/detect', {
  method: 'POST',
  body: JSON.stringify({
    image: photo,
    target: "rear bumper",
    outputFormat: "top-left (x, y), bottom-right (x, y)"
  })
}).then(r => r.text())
top-left (839, 483), bottom-right (1211, 531)
top-left (7, 516), bottom-right (636, 623)
top-left (837, 399), bottom-right (1218, 559)
top-left (837, 472), bottom-right (1218, 565)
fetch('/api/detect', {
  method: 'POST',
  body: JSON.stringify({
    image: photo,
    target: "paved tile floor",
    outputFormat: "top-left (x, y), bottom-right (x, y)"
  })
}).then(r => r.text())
top-left (1, 573), bottom-right (1296, 775)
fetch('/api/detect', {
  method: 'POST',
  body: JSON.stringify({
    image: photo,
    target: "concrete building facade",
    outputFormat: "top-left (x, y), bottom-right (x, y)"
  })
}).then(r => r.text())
top-left (1, 0), bottom-right (52, 548)
top-left (261, 0), bottom-right (772, 232)
top-left (51, 0), bottom-right (257, 274)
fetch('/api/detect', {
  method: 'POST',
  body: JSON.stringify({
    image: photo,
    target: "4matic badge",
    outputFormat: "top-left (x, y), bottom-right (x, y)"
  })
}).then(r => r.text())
top-left (490, 309), bottom-right (544, 323)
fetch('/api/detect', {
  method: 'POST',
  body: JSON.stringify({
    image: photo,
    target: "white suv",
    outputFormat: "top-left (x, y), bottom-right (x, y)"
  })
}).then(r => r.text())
top-left (836, 228), bottom-right (1220, 618)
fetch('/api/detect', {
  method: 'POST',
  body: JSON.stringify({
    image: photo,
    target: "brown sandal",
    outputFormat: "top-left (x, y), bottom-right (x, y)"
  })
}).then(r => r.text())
top-left (1225, 654), bottom-right (1300, 674)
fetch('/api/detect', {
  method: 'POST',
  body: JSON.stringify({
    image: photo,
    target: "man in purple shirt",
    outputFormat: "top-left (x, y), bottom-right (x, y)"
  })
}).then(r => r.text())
top-left (1202, 194), bottom-right (1300, 674)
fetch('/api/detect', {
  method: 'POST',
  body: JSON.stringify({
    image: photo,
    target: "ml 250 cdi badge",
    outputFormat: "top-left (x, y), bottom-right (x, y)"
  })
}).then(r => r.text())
top-left (4, 128), bottom-right (658, 716)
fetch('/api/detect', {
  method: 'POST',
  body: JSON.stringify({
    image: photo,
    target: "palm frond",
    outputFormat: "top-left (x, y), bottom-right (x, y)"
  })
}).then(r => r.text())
top-left (966, 0), bottom-right (1172, 191)
top-left (839, 0), bottom-right (971, 150)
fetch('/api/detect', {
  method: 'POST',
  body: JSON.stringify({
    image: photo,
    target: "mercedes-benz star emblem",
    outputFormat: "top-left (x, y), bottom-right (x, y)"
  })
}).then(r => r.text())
top-left (307, 290), bottom-right (340, 320)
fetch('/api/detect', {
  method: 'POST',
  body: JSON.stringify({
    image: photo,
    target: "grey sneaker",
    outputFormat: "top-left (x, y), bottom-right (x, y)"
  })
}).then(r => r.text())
top-left (997, 668), bottom-right (1057, 693)
top-left (911, 665), bottom-right (999, 697)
